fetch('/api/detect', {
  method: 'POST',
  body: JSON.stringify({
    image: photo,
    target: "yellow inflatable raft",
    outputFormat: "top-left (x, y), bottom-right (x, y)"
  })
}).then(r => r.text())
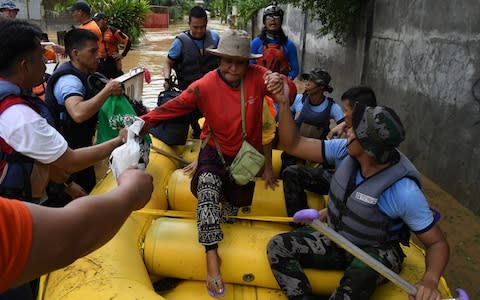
top-left (37, 137), bottom-right (453, 300)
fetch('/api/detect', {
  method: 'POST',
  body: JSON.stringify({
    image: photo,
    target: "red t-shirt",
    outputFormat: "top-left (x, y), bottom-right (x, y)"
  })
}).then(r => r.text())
top-left (0, 198), bottom-right (32, 292)
top-left (142, 64), bottom-right (296, 157)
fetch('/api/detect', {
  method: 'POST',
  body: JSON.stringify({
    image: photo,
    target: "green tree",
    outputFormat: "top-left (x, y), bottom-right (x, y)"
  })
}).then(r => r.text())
top-left (236, 0), bottom-right (269, 29)
top-left (89, 0), bottom-right (150, 45)
top-left (234, 0), bottom-right (366, 44)
top-left (208, 0), bottom-right (235, 24)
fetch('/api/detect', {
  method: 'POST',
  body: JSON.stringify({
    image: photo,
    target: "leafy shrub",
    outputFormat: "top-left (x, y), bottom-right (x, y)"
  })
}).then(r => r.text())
top-left (89, 0), bottom-right (151, 45)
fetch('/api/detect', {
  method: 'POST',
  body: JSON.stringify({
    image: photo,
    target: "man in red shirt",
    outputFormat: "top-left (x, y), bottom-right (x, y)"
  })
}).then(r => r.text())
top-left (141, 29), bottom-right (296, 298)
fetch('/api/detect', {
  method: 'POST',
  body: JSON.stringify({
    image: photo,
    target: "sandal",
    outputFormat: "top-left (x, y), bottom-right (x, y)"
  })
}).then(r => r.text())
top-left (206, 274), bottom-right (226, 298)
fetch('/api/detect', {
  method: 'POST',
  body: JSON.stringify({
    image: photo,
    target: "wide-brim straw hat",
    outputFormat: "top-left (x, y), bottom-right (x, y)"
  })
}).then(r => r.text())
top-left (206, 30), bottom-right (262, 60)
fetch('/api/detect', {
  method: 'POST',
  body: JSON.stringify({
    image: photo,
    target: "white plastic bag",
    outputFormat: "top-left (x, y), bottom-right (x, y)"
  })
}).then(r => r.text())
top-left (109, 117), bottom-right (150, 183)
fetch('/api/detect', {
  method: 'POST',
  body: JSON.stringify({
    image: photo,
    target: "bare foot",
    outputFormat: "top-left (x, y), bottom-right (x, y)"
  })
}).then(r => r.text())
top-left (206, 249), bottom-right (225, 297)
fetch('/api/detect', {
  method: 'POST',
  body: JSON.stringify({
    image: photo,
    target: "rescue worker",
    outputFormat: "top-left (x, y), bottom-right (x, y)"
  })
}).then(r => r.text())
top-left (93, 12), bottom-right (131, 79)
top-left (162, 6), bottom-right (220, 138)
top-left (267, 81), bottom-right (449, 300)
top-left (69, 1), bottom-right (102, 43)
top-left (280, 68), bottom-right (344, 174)
top-left (32, 33), bottom-right (57, 101)
top-left (250, 2), bottom-right (299, 80)
top-left (45, 29), bottom-right (123, 205)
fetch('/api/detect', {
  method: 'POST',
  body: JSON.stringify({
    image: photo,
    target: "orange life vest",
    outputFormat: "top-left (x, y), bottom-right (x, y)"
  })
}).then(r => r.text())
top-left (256, 43), bottom-right (290, 76)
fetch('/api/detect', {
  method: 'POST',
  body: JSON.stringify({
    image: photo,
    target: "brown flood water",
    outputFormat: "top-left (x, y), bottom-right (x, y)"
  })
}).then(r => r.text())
top-left (52, 20), bottom-right (480, 298)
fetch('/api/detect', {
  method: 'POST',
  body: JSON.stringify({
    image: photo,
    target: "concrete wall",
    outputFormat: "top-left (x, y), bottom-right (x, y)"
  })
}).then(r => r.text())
top-left (14, 0), bottom-right (42, 20)
top-left (250, 0), bottom-right (480, 214)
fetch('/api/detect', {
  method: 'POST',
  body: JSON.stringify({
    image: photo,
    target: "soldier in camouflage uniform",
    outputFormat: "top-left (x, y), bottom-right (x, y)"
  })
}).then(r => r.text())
top-left (268, 99), bottom-right (449, 300)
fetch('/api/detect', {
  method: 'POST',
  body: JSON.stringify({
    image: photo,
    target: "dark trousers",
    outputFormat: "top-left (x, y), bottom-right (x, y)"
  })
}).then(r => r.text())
top-left (190, 109), bottom-right (202, 139)
top-left (0, 282), bottom-right (35, 300)
top-left (97, 57), bottom-right (123, 79)
top-left (44, 166), bottom-right (96, 207)
top-left (280, 151), bottom-right (302, 176)
top-left (282, 165), bottom-right (333, 216)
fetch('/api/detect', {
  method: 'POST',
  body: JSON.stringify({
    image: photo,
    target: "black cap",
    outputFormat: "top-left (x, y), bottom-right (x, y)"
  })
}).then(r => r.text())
top-left (93, 12), bottom-right (107, 21)
top-left (301, 68), bottom-right (333, 92)
top-left (68, 1), bottom-right (91, 14)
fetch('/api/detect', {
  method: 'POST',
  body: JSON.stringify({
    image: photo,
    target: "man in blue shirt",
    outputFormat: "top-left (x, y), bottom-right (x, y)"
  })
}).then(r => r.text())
top-left (45, 29), bottom-right (123, 205)
top-left (162, 6), bottom-right (219, 138)
top-left (250, 3), bottom-right (299, 80)
top-left (266, 81), bottom-right (449, 300)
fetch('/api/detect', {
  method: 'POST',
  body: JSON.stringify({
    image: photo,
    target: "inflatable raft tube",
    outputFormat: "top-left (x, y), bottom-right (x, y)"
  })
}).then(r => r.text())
top-left (166, 169), bottom-right (328, 215)
top-left (38, 214), bottom-right (165, 300)
top-left (144, 218), bottom-right (452, 299)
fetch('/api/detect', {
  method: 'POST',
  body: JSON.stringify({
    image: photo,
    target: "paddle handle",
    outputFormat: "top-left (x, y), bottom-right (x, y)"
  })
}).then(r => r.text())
top-left (310, 219), bottom-right (417, 295)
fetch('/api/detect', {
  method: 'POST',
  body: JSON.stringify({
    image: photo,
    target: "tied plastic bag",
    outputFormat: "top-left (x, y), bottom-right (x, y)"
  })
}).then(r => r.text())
top-left (97, 95), bottom-right (137, 144)
top-left (109, 117), bottom-right (150, 183)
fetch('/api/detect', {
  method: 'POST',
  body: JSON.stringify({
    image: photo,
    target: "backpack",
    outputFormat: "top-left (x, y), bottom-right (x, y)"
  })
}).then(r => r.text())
top-left (149, 88), bottom-right (191, 145)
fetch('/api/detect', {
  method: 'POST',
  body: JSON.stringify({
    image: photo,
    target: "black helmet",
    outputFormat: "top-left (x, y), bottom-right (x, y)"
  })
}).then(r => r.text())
top-left (263, 3), bottom-right (284, 23)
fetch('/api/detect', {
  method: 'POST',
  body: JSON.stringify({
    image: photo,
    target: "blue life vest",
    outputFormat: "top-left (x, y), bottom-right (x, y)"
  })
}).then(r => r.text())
top-left (295, 95), bottom-right (334, 139)
top-left (327, 151), bottom-right (421, 247)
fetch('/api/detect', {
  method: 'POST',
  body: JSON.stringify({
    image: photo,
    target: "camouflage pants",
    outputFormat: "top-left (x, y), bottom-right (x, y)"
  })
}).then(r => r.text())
top-left (267, 226), bottom-right (405, 300)
top-left (196, 172), bottom-right (238, 246)
top-left (282, 165), bottom-right (333, 216)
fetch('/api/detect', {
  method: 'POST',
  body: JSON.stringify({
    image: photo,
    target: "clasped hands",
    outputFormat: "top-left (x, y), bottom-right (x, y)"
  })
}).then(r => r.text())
top-left (264, 71), bottom-right (289, 104)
